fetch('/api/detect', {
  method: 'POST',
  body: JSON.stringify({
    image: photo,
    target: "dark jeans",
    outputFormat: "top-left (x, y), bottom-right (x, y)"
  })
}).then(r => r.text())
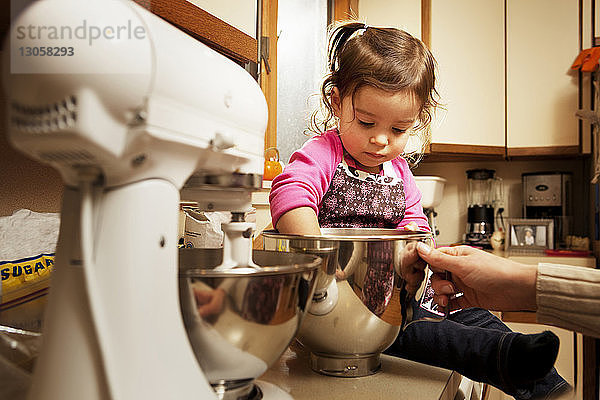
top-left (384, 301), bottom-right (569, 400)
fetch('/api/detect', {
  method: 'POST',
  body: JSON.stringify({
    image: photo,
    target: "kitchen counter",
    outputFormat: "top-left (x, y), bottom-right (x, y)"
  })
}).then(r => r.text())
top-left (495, 250), bottom-right (596, 268)
top-left (259, 341), bottom-right (461, 400)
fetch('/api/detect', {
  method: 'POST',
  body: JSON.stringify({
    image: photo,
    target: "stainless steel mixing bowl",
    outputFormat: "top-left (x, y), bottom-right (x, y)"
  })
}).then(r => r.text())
top-left (261, 228), bottom-right (434, 377)
top-left (178, 248), bottom-right (321, 399)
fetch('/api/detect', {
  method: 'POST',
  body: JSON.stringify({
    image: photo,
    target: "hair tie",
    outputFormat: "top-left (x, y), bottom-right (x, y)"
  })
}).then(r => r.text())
top-left (357, 23), bottom-right (369, 36)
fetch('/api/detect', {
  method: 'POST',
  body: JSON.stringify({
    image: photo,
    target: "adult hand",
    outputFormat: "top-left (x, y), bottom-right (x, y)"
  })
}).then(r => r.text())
top-left (416, 244), bottom-right (538, 312)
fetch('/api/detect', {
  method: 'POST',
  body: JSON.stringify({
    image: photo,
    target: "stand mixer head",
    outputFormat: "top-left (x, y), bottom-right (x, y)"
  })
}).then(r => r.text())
top-left (4, 1), bottom-right (321, 399)
top-left (414, 176), bottom-right (447, 240)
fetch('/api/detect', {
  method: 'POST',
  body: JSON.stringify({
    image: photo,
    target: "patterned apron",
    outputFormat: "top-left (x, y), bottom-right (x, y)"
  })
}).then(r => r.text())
top-left (318, 156), bottom-right (406, 229)
top-left (318, 156), bottom-right (406, 316)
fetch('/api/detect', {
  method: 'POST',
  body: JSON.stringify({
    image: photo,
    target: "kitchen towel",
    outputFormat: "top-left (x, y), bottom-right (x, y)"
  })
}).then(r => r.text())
top-left (571, 47), bottom-right (600, 72)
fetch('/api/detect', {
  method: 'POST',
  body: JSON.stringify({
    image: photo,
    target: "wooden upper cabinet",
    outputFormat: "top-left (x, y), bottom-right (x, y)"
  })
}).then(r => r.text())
top-left (426, 0), bottom-right (583, 159)
top-left (506, 0), bottom-right (580, 157)
top-left (133, 0), bottom-right (258, 65)
top-left (429, 0), bottom-right (505, 157)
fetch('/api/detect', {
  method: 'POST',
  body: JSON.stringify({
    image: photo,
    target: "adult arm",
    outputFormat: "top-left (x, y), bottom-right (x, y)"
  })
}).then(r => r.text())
top-left (537, 263), bottom-right (600, 338)
top-left (417, 244), bottom-right (600, 338)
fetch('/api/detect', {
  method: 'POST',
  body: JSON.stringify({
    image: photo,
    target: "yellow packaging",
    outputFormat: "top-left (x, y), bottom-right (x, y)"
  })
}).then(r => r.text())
top-left (0, 253), bottom-right (55, 332)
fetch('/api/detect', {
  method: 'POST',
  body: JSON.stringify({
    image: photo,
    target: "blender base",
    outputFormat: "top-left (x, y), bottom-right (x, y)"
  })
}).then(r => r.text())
top-left (309, 352), bottom-right (381, 377)
top-left (464, 233), bottom-right (492, 249)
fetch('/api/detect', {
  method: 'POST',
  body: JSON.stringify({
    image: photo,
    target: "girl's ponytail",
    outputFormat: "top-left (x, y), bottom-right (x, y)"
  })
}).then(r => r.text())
top-left (327, 22), bottom-right (367, 73)
top-left (309, 21), bottom-right (369, 135)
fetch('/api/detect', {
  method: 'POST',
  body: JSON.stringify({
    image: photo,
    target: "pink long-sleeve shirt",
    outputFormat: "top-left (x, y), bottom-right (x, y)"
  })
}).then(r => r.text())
top-left (269, 129), bottom-right (430, 232)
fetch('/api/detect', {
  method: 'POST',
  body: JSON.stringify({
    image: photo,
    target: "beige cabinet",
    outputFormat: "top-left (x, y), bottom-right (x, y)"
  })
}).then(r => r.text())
top-left (430, 0), bottom-right (505, 150)
top-left (506, 0), bottom-right (580, 156)
top-left (428, 0), bottom-right (582, 157)
top-left (358, 0), bottom-right (422, 39)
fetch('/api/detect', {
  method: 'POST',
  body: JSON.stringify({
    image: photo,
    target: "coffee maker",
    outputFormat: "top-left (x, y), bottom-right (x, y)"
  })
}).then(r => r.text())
top-left (522, 172), bottom-right (572, 248)
top-left (465, 169), bottom-right (503, 249)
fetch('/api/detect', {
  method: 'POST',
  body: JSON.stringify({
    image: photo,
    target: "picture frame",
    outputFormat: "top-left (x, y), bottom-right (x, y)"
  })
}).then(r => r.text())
top-left (505, 218), bottom-right (554, 253)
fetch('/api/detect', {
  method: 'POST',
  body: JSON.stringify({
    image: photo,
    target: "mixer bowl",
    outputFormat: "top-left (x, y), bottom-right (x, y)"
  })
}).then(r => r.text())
top-left (178, 248), bottom-right (321, 398)
top-left (261, 228), bottom-right (433, 377)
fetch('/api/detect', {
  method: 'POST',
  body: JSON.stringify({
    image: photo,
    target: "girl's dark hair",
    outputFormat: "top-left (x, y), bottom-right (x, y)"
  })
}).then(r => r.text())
top-left (309, 21), bottom-right (440, 163)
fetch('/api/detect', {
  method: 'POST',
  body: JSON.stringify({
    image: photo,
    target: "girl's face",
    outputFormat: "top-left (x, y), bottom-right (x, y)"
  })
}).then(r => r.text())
top-left (332, 86), bottom-right (420, 173)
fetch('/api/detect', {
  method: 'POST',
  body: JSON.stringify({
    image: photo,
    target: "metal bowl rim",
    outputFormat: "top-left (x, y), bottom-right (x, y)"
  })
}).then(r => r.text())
top-left (179, 261), bottom-right (322, 278)
top-left (261, 228), bottom-right (432, 241)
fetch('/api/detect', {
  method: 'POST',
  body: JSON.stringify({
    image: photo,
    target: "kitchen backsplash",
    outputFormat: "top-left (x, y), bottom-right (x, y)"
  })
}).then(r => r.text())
top-left (413, 158), bottom-right (591, 246)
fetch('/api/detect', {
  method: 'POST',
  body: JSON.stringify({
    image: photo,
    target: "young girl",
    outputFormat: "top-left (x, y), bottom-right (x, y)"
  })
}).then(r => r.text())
top-left (269, 21), bottom-right (568, 399)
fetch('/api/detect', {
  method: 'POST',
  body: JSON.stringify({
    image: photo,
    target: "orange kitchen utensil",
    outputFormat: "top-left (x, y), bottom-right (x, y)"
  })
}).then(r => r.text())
top-left (263, 147), bottom-right (283, 180)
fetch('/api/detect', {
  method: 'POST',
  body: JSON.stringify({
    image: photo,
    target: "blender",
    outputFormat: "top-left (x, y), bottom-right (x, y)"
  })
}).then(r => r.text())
top-left (465, 169), bottom-right (504, 249)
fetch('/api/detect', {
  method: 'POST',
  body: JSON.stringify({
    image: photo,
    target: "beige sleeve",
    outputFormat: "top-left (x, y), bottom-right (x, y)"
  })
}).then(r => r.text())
top-left (536, 263), bottom-right (600, 338)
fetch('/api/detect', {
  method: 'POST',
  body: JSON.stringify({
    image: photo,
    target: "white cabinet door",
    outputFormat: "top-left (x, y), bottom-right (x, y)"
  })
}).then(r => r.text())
top-left (506, 0), bottom-right (579, 151)
top-left (429, 0), bottom-right (505, 148)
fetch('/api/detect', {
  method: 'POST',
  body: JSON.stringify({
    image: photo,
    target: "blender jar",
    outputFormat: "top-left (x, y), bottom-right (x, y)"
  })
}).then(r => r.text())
top-left (465, 169), bottom-right (503, 248)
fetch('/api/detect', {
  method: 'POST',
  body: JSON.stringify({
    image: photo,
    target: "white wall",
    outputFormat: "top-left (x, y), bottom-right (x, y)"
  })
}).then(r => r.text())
top-left (413, 159), bottom-right (590, 246)
top-left (358, 0), bottom-right (422, 39)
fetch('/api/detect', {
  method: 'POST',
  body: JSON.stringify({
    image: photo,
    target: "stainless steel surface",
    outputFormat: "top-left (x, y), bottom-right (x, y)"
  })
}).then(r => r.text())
top-left (466, 221), bottom-right (493, 234)
top-left (178, 248), bottom-right (321, 397)
top-left (523, 173), bottom-right (570, 208)
top-left (0, 325), bottom-right (42, 373)
top-left (309, 351), bottom-right (382, 376)
top-left (260, 228), bottom-right (434, 377)
top-left (264, 228), bottom-right (432, 241)
top-left (522, 172), bottom-right (573, 247)
top-left (184, 172), bottom-right (263, 190)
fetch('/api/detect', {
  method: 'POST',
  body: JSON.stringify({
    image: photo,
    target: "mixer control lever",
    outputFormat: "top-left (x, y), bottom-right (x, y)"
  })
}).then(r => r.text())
top-left (210, 132), bottom-right (235, 150)
top-left (230, 211), bottom-right (245, 222)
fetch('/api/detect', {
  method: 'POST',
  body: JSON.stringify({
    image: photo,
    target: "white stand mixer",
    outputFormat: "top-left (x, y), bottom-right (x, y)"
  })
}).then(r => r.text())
top-left (3, 1), bottom-right (269, 398)
top-left (414, 176), bottom-right (447, 240)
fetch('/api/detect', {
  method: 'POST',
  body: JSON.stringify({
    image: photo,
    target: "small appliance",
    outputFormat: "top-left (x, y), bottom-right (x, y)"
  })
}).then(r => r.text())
top-left (522, 172), bottom-right (572, 248)
top-left (465, 169), bottom-right (504, 249)
top-left (414, 176), bottom-right (447, 239)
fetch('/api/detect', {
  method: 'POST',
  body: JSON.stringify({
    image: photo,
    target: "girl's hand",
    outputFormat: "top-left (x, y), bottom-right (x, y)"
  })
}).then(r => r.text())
top-left (397, 241), bottom-right (427, 296)
top-left (401, 221), bottom-right (419, 231)
top-left (194, 287), bottom-right (226, 318)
